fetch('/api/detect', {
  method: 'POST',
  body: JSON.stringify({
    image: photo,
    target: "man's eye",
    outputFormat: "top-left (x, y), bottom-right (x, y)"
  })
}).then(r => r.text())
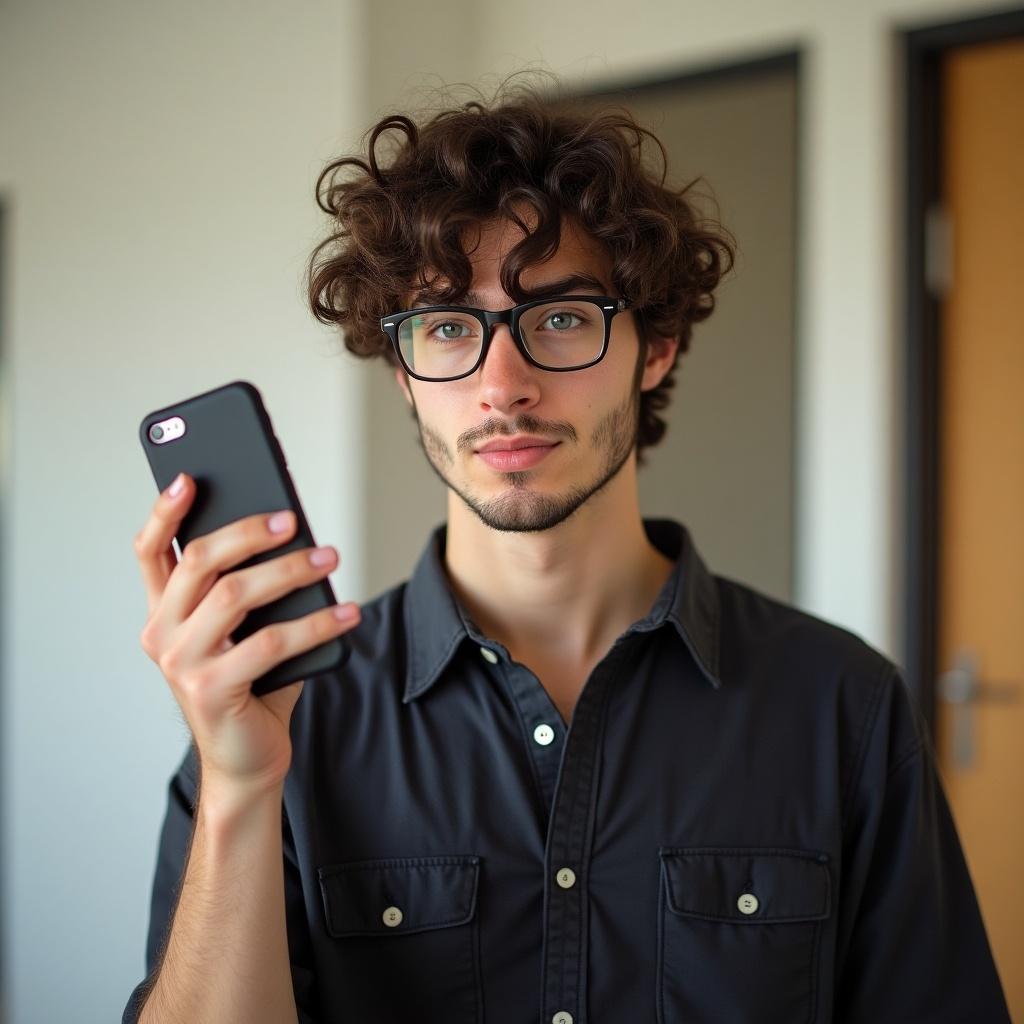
top-left (433, 321), bottom-right (470, 340)
top-left (542, 311), bottom-right (584, 331)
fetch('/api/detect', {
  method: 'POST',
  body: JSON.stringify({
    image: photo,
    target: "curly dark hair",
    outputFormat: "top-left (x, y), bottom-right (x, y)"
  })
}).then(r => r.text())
top-left (307, 78), bottom-right (736, 465)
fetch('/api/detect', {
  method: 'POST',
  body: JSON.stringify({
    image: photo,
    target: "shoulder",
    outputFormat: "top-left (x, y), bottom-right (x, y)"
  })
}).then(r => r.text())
top-left (713, 571), bottom-right (897, 689)
top-left (712, 573), bottom-right (920, 784)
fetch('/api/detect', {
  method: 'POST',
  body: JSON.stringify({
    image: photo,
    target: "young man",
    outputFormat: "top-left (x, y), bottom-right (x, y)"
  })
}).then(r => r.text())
top-left (124, 86), bottom-right (1009, 1023)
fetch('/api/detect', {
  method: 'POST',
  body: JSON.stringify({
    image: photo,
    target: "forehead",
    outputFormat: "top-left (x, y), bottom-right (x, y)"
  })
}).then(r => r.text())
top-left (412, 213), bottom-right (614, 307)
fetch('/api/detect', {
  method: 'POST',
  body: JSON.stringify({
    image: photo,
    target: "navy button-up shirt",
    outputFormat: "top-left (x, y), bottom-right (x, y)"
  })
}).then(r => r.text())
top-left (123, 519), bottom-right (1010, 1023)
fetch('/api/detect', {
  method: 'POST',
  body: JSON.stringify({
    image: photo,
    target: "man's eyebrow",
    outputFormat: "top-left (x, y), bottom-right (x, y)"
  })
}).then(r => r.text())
top-left (411, 273), bottom-right (612, 309)
top-left (474, 274), bottom-right (611, 305)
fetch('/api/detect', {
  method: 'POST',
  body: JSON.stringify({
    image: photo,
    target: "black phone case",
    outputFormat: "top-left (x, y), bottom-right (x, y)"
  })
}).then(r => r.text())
top-left (139, 379), bottom-right (348, 696)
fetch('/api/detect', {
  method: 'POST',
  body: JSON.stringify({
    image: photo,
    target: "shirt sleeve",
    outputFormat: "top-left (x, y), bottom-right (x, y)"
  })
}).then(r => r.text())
top-left (834, 666), bottom-right (1011, 1022)
top-left (121, 741), bottom-right (320, 1024)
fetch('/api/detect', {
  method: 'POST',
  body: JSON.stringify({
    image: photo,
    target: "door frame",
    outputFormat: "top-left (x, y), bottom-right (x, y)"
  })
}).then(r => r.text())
top-left (903, 7), bottom-right (1024, 733)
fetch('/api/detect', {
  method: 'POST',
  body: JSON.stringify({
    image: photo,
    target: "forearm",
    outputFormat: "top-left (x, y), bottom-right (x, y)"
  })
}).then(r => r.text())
top-left (139, 781), bottom-right (298, 1024)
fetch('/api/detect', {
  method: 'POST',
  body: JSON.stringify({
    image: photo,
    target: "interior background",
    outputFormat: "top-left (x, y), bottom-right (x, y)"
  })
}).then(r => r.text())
top-left (2, 0), bottom-right (1018, 1020)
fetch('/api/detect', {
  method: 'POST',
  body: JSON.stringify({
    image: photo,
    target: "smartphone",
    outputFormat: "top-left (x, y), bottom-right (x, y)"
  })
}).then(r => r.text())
top-left (139, 379), bottom-right (348, 696)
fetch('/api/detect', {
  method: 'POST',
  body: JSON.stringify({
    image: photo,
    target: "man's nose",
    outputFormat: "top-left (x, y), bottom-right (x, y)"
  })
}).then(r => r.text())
top-left (476, 324), bottom-right (541, 413)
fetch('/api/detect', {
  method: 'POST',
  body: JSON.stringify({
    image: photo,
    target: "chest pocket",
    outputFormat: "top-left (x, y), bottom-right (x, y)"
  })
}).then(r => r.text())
top-left (318, 855), bottom-right (481, 1024)
top-left (657, 847), bottom-right (831, 1024)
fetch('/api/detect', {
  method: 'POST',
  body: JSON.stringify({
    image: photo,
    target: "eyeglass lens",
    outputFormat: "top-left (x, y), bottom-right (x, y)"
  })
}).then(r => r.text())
top-left (397, 299), bottom-right (607, 379)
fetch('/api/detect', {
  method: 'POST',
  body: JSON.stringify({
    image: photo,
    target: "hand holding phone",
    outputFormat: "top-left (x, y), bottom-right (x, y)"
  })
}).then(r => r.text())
top-left (134, 380), bottom-right (359, 794)
top-left (134, 477), bottom-right (360, 792)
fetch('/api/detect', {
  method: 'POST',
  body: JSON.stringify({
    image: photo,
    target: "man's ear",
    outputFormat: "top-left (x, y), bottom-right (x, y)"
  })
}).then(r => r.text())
top-left (394, 364), bottom-right (414, 407)
top-left (640, 336), bottom-right (680, 392)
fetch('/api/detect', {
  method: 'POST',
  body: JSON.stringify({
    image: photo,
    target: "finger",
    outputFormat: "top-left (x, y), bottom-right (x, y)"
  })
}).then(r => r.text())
top-left (157, 508), bottom-right (298, 631)
top-left (180, 544), bottom-right (341, 658)
top-left (133, 473), bottom-right (195, 616)
top-left (197, 602), bottom-right (361, 703)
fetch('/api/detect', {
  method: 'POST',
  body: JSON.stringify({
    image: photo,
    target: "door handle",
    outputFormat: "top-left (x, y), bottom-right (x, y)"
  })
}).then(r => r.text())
top-left (937, 648), bottom-right (1019, 770)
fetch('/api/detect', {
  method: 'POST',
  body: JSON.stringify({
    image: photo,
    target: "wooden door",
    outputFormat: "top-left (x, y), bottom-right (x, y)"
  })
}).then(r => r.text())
top-left (936, 35), bottom-right (1024, 1017)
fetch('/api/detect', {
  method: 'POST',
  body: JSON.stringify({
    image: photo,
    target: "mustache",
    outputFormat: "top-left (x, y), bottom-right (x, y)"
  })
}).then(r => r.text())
top-left (456, 415), bottom-right (578, 454)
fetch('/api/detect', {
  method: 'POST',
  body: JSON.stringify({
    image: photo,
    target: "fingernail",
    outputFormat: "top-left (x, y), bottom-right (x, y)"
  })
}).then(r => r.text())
top-left (268, 511), bottom-right (294, 534)
top-left (168, 473), bottom-right (185, 498)
top-left (333, 603), bottom-right (359, 623)
top-left (309, 546), bottom-right (336, 567)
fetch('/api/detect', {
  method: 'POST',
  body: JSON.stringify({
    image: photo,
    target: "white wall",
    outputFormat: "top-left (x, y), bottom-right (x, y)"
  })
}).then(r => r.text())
top-left (0, 2), bottom-right (367, 1021)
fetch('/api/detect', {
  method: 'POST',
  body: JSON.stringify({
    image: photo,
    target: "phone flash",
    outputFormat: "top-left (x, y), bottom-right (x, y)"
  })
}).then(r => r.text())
top-left (148, 416), bottom-right (187, 445)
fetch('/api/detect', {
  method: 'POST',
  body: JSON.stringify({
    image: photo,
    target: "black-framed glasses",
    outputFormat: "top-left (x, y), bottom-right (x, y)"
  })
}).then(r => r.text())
top-left (379, 295), bottom-right (630, 382)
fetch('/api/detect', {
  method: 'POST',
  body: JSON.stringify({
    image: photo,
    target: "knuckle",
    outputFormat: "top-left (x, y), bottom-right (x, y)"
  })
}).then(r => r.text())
top-left (180, 666), bottom-right (213, 696)
top-left (311, 610), bottom-right (333, 641)
top-left (212, 574), bottom-right (242, 609)
top-left (181, 538), bottom-right (208, 571)
top-left (256, 626), bottom-right (285, 660)
top-left (158, 646), bottom-right (184, 678)
top-left (288, 551), bottom-right (311, 580)
top-left (132, 531), bottom-right (148, 557)
top-left (139, 620), bottom-right (160, 659)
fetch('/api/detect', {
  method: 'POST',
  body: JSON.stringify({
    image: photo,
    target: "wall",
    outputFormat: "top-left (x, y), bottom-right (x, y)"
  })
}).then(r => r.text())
top-left (0, 2), bottom-right (367, 1020)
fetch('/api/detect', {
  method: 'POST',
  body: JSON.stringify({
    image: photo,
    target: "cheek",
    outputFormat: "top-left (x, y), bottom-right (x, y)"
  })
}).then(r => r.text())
top-left (409, 384), bottom-right (470, 433)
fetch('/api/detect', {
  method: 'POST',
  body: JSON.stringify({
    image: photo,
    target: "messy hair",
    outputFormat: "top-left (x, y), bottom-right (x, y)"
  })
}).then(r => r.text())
top-left (307, 76), bottom-right (736, 464)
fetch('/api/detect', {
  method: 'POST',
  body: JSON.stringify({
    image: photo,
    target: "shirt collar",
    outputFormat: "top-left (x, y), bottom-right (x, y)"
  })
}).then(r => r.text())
top-left (402, 518), bottom-right (722, 703)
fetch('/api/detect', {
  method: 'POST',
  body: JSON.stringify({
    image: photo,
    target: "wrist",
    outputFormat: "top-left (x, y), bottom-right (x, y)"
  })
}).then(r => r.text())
top-left (198, 773), bottom-right (285, 834)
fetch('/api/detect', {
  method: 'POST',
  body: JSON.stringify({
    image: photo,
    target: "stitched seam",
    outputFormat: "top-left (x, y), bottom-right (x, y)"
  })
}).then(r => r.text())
top-left (660, 846), bottom-right (828, 858)
top-left (807, 918), bottom-right (822, 1023)
top-left (319, 855), bottom-right (479, 875)
top-left (656, 866), bottom-right (666, 1024)
top-left (840, 661), bottom-right (891, 829)
top-left (886, 737), bottom-right (923, 779)
top-left (661, 849), bottom-right (830, 920)
top-left (573, 667), bottom-right (613, 1022)
top-left (328, 911), bottom-right (474, 935)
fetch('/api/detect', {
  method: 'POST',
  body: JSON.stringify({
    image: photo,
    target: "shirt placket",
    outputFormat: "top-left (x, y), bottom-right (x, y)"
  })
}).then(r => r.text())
top-left (538, 649), bottom-right (619, 1024)
top-left (471, 629), bottom-right (625, 1024)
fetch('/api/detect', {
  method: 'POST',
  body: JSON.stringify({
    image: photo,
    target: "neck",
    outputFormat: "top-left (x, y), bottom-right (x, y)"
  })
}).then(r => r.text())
top-left (443, 458), bottom-right (675, 666)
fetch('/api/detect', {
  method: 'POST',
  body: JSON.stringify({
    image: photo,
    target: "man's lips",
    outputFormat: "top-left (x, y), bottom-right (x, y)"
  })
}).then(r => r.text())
top-left (474, 438), bottom-right (561, 471)
top-left (475, 435), bottom-right (560, 453)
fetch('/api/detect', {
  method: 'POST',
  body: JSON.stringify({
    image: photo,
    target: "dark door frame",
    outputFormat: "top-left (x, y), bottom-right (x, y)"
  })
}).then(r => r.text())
top-left (903, 7), bottom-right (1024, 733)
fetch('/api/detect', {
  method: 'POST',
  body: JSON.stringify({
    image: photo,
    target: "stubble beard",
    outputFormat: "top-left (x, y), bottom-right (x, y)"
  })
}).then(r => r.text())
top-left (409, 379), bottom-right (642, 534)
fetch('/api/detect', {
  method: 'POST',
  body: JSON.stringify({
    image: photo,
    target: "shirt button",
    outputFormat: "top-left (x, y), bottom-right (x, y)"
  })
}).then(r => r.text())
top-left (382, 905), bottom-right (403, 927)
top-left (533, 723), bottom-right (555, 746)
top-left (737, 892), bottom-right (759, 915)
top-left (556, 867), bottom-right (576, 889)
top-left (552, 1014), bottom-right (573, 1024)
top-left (479, 647), bottom-right (498, 664)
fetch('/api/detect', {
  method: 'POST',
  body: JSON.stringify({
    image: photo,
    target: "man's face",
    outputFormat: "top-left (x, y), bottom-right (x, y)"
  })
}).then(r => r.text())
top-left (395, 215), bottom-right (669, 533)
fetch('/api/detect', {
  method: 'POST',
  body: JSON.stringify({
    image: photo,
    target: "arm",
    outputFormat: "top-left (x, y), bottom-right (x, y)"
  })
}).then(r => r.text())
top-left (119, 745), bottom-right (313, 1024)
top-left (835, 667), bottom-right (1010, 1022)
top-left (137, 778), bottom-right (297, 1024)
top-left (125, 472), bottom-right (356, 1023)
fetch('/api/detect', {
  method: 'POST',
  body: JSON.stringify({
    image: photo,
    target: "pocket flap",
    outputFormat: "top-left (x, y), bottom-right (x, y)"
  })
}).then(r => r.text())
top-left (660, 847), bottom-right (830, 923)
top-left (318, 855), bottom-right (480, 938)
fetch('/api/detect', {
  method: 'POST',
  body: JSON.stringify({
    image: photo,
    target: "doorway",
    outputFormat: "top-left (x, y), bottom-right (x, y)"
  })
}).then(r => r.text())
top-left (904, 9), bottom-right (1024, 1015)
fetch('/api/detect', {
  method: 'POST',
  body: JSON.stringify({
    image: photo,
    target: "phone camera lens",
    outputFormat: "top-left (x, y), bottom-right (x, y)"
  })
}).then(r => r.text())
top-left (149, 424), bottom-right (164, 441)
